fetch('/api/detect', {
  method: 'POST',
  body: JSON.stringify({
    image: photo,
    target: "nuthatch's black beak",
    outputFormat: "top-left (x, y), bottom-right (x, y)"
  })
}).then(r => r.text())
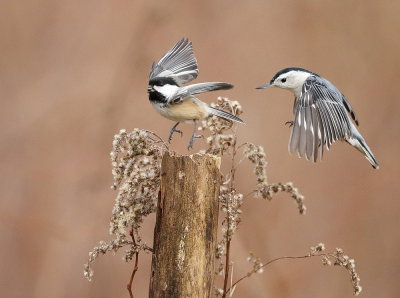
top-left (256, 82), bottom-right (272, 89)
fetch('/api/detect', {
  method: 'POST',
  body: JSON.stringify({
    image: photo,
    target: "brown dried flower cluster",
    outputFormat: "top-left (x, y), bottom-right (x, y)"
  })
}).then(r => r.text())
top-left (215, 188), bottom-right (244, 277)
top-left (220, 188), bottom-right (244, 241)
top-left (109, 129), bottom-right (164, 236)
top-left (84, 239), bottom-right (129, 281)
top-left (332, 248), bottom-right (362, 296)
top-left (84, 129), bottom-right (165, 281)
top-left (309, 244), bottom-right (362, 296)
top-left (244, 143), bottom-right (306, 214)
top-left (200, 97), bottom-right (243, 156)
top-left (246, 252), bottom-right (265, 275)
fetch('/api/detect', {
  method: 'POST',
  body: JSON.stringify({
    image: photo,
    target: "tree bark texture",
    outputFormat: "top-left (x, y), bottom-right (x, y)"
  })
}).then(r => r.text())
top-left (149, 152), bottom-right (221, 298)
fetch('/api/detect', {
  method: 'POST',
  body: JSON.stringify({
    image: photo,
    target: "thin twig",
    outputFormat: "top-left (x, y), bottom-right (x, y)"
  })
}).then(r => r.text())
top-left (143, 129), bottom-right (169, 150)
top-left (235, 142), bottom-right (249, 152)
top-left (232, 153), bottom-right (247, 173)
top-left (243, 190), bottom-right (256, 199)
top-left (230, 138), bottom-right (237, 192)
top-left (127, 228), bottom-right (140, 298)
top-left (229, 263), bottom-right (235, 297)
top-left (226, 253), bottom-right (330, 293)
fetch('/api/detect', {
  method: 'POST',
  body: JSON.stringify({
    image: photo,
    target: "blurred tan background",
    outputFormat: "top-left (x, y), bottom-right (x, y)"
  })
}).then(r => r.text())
top-left (1, 1), bottom-right (399, 297)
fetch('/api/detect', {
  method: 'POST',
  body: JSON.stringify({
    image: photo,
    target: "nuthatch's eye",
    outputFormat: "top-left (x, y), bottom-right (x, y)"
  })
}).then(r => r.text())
top-left (281, 78), bottom-right (287, 83)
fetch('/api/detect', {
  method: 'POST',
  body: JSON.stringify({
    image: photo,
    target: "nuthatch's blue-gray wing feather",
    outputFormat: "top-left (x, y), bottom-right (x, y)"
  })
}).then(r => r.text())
top-left (290, 75), bottom-right (353, 162)
top-left (169, 82), bottom-right (233, 104)
top-left (341, 95), bottom-right (359, 125)
top-left (149, 38), bottom-right (199, 85)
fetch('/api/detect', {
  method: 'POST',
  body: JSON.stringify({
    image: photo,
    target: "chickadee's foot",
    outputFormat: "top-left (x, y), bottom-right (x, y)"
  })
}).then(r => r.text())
top-left (187, 134), bottom-right (204, 150)
top-left (285, 120), bottom-right (294, 128)
top-left (168, 129), bottom-right (183, 143)
top-left (168, 122), bottom-right (183, 143)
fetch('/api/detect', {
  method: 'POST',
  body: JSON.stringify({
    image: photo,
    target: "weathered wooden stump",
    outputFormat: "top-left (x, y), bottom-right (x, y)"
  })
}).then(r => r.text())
top-left (149, 152), bottom-right (221, 298)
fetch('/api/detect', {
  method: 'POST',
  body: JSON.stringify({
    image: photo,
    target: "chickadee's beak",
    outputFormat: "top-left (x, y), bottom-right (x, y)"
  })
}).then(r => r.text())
top-left (147, 85), bottom-right (154, 92)
top-left (256, 82), bottom-right (272, 89)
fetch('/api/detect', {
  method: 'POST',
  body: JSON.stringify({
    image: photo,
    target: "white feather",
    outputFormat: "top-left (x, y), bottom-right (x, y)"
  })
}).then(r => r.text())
top-left (153, 84), bottom-right (180, 99)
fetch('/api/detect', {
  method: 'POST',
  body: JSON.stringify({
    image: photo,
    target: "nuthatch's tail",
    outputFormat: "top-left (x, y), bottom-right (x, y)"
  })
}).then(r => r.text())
top-left (347, 131), bottom-right (379, 169)
top-left (207, 106), bottom-right (244, 123)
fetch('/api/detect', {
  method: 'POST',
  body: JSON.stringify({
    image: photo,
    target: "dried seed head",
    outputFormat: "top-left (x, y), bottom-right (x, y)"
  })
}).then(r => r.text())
top-left (85, 129), bottom-right (164, 280)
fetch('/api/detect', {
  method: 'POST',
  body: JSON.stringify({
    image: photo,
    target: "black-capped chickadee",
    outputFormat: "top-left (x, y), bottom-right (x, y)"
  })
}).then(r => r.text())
top-left (148, 38), bottom-right (243, 149)
top-left (256, 67), bottom-right (379, 169)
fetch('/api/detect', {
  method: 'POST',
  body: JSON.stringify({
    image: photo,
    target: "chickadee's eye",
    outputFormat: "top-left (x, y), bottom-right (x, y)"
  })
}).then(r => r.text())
top-left (281, 78), bottom-right (286, 83)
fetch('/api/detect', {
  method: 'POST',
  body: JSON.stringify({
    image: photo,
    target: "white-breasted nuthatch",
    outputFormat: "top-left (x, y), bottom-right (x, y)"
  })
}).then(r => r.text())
top-left (257, 67), bottom-right (379, 169)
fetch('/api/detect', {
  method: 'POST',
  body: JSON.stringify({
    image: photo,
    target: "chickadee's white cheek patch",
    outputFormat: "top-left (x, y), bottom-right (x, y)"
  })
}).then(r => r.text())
top-left (154, 84), bottom-right (179, 96)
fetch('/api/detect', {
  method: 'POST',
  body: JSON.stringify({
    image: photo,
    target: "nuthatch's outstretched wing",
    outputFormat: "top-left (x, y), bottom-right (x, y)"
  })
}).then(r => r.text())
top-left (290, 75), bottom-right (354, 161)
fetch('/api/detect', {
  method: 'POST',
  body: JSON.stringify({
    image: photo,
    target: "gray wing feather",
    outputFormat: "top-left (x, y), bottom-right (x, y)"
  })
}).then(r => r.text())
top-left (299, 107), bottom-right (307, 157)
top-left (320, 101), bottom-right (334, 147)
top-left (342, 96), bottom-right (359, 125)
top-left (178, 82), bottom-right (233, 96)
top-left (311, 105), bottom-right (322, 160)
top-left (168, 82), bottom-right (233, 104)
top-left (290, 75), bottom-right (354, 162)
top-left (323, 78), bottom-right (359, 126)
top-left (289, 112), bottom-right (301, 154)
top-left (305, 106), bottom-right (314, 159)
top-left (149, 38), bottom-right (199, 85)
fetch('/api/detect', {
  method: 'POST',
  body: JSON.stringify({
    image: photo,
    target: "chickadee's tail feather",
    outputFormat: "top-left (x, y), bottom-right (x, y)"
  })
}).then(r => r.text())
top-left (347, 134), bottom-right (379, 169)
top-left (207, 106), bottom-right (244, 123)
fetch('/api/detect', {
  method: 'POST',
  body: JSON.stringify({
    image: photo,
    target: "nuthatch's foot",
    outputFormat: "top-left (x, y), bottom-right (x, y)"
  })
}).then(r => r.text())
top-left (285, 120), bottom-right (294, 128)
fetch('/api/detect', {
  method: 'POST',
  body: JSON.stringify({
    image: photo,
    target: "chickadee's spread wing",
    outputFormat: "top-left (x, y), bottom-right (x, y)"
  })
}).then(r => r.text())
top-left (149, 38), bottom-right (199, 85)
top-left (290, 75), bottom-right (353, 162)
top-left (168, 82), bottom-right (233, 104)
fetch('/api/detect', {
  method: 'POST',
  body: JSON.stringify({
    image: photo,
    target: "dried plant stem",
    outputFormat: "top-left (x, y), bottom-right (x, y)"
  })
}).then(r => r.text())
top-left (222, 138), bottom-right (237, 298)
top-left (143, 129), bottom-right (169, 150)
top-left (222, 219), bottom-right (231, 298)
top-left (227, 255), bottom-right (312, 292)
top-left (230, 138), bottom-right (238, 191)
top-left (226, 251), bottom-right (357, 294)
top-left (243, 190), bottom-right (256, 199)
top-left (127, 228), bottom-right (139, 298)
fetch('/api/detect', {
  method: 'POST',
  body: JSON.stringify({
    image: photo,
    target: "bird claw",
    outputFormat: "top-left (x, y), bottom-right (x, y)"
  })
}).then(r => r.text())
top-left (285, 121), bottom-right (294, 128)
top-left (187, 134), bottom-right (204, 150)
top-left (168, 129), bottom-right (183, 143)
top-left (168, 123), bottom-right (183, 143)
